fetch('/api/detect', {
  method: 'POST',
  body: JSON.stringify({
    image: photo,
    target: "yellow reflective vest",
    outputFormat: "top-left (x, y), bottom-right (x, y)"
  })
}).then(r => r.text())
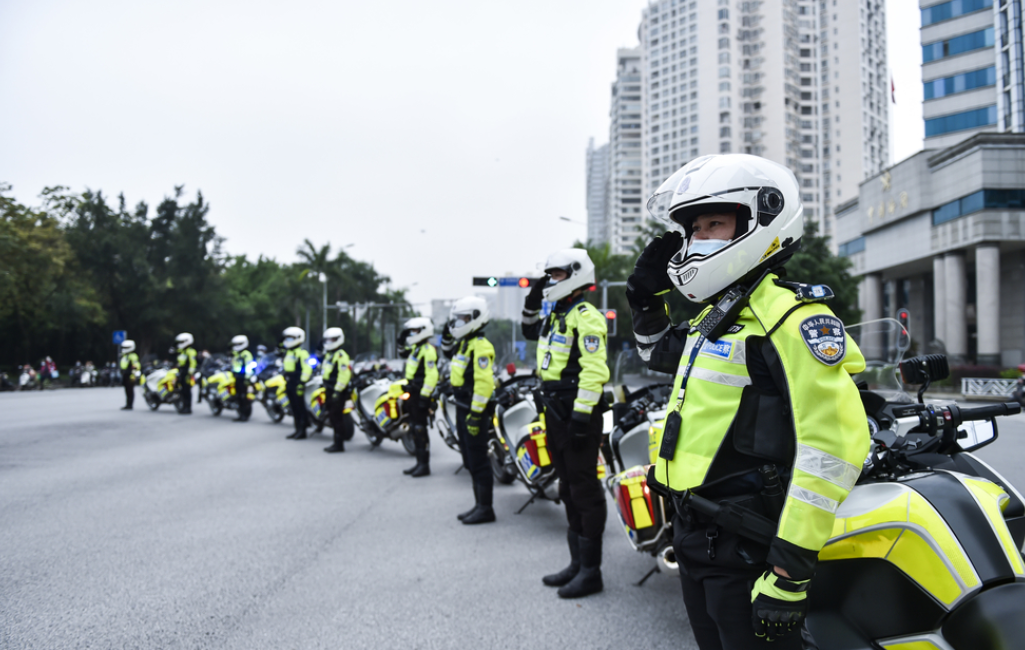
top-left (177, 347), bottom-right (197, 373)
top-left (525, 297), bottom-right (610, 417)
top-left (231, 349), bottom-right (253, 375)
top-left (283, 348), bottom-right (312, 383)
top-left (450, 334), bottom-right (496, 415)
top-left (404, 343), bottom-right (438, 398)
top-left (119, 352), bottom-right (140, 372)
top-left (323, 349), bottom-right (352, 392)
top-left (651, 276), bottom-right (869, 578)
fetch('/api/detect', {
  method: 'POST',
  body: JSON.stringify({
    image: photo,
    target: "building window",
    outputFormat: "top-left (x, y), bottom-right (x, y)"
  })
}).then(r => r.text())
top-left (720, 141), bottom-right (732, 153)
top-left (922, 28), bottom-right (994, 63)
top-left (923, 66), bottom-right (996, 100)
top-left (921, 0), bottom-right (993, 27)
top-left (719, 66), bottom-right (731, 78)
top-left (718, 8), bottom-right (729, 19)
top-left (924, 104), bottom-right (997, 137)
top-left (719, 37), bottom-right (730, 49)
top-left (837, 237), bottom-right (865, 257)
top-left (719, 52), bottom-right (730, 64)
top-left (720, 81), bottom-right (731, 91)
top-left (720, 126), bottom-right (732, 137)
top-left (932, 189), bottom-right (1025, 225)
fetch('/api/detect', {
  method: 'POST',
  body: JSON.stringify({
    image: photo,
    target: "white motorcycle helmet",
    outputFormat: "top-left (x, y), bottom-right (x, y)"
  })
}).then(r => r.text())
top-left (647, 154), bottom-right (804, 303)
top-left (323, 327), bottom-right (345, 351)
top-left (541, 249), bottom-right (596, 303)
top-left (175, 332), bottom-right (194, 350)
top-left (400, 317), bottom-right (434, 347)
top-left (448, 296), bottom-right (490, 340)
top-left (231, 335), bottom-right (249, 352)
top-left (282, 326), bottom-right (306, 350)
top-left (121, 340), bottom-right (136, 354)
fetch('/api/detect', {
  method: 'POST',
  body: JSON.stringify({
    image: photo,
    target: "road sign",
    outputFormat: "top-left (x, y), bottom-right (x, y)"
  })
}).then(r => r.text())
top-left (112, 330), bottom-right (127, 345)
top-left (474, 276), bottom-right (539, 288)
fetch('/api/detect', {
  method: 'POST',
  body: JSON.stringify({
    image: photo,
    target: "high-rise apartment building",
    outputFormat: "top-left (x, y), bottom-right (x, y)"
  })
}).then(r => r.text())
top-left (585, 138), bottom-right (610, 244)
top-left (607, 48), bottom-right (644, 254)
top-left (638, 0), bottom-right (889, 242)
top-left (921, 0), bottom-right (1024, 148)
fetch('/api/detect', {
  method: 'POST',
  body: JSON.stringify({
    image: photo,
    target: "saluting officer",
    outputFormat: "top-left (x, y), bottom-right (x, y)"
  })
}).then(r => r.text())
top-left (321, 327), bottom-right (354, 453)
top-left (447, 296), bottom-right (497, 525)
top-left (230, 335), bottom-right (254, 422)
top-left (522, 249), bottom-right (610, 599)
top-left (398, 317), bottom-right (438, 478)
top-left (628, 154), bottom-right (869, 648)
top-left (281, 327), bottom-right (312, 440)
top-left (175, 333), bottom-right (198, 415)
top-left (119, 339), bottom-right (141, 410)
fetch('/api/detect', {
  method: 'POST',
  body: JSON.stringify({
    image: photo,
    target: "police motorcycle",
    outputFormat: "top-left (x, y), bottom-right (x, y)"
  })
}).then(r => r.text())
top-left (653, 318), bottom-right (1025, 649)
top-left (18, 365), bottom-right (38, 391)
top-left (258, 351), bottom-right (331, 432)
top-left (142, 359), bottom-right (187, 412)
top-left (488, 365), bottom-right (542, 485)
top-left (604, 381), bottom-right (676, 583)
top-left (355, 377), bottom-right (421, 455)
top-left (201, 355), bottom-right (257, 417)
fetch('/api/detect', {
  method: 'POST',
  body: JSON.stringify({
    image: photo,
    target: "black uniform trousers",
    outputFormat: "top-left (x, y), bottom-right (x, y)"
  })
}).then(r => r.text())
top-left (327, 388), bottom-right (354, 443)
top-left (672, 512), bottom-right (802, 650)
top-left (545, 408), bottom-right (607, 541)
top-left (178, 367), bottom-right (192, 411)
top-left (122, 370), bottom-right (135, 408)
top-left (456, 403), bottom-right (493, 506)
top-left (406, 386), bottom-right (430, 453)
top-left (286, 375), bottom-right (307, 432)
top-left (234, 373), bottom-right (251, 419)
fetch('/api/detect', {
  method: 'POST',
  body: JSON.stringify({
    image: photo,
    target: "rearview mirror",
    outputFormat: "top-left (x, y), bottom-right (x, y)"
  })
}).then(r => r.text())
top-left (899, 354), bottom-right (950, 384)
top-left (958, 418), bottom-right (998, 452)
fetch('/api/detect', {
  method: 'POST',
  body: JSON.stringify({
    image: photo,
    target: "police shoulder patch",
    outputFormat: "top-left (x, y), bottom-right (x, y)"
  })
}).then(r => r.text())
top-left (427, 360), bottom-right (436, 369)
top-left (478, 356), bottom-right (490, 369)
top-left (798, 315), bottom-right (846, 366)
top-left (583, 335), bottom-right (600, 353)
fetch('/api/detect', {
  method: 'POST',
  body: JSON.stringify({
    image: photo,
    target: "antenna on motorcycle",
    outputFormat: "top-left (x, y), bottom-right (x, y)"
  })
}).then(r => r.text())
top-left (899, 354), bottom-right (950, 404)
top-left (506, 363), bottom-right (517, 376)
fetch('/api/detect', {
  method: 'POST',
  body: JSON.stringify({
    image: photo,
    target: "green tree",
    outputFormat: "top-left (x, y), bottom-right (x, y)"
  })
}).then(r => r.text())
top-left (784, 221), bottom-right (862, 326)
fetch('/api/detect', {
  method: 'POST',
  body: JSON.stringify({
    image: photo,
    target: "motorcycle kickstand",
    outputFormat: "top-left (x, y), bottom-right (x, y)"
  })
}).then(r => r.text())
top-left (515, 488), bottom-right (543, 515)
top-left (635, 564), bottom-right (660, 587)
top-left (454, 463), bottom-right (465, 475)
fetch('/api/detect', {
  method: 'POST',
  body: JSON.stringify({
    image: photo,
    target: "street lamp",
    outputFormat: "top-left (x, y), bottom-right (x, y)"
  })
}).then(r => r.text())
top-left (559, 216), bottom-right (586, 225)
top-left (319, 272), bottom-right (327, 335)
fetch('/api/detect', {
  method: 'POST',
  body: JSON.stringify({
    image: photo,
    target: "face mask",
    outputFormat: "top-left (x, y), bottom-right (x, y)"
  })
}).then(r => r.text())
top-left (686, 239), bottom-right (731, 258)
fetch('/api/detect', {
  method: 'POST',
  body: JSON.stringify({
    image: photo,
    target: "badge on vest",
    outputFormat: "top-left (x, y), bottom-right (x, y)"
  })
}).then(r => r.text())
top-left (799, 315), bottom-right (846, 366)
top-left (583, 335), bottom-right (600, 353)
top-left (478, 356), bottom-right (489, 369)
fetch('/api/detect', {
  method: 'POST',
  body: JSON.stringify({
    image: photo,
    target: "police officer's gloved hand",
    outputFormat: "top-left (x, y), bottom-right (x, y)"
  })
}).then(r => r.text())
top-left (466, 412), bottom-right (482, 436)
top-left (417, 393), bottom-right (431, 411)
top-left (324, 388), bottom-right (335, 405)
top-left (627, 231), bottom-right (683, 310)
top-left (524, 274), bottom-right (550, 311)
top-left (569, 411), bottom-right (592, 451)
top-left (440, 324), bottom-right (456, 355)
top-left (750, 569), bottom-right (810, 642)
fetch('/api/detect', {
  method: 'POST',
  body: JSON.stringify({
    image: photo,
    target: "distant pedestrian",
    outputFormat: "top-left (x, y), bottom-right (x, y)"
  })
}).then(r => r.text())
top-left (119, 341), bottom-right (141, 410)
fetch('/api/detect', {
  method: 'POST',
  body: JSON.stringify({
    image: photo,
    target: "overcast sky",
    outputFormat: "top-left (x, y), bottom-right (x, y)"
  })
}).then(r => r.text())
top-left (1, 0), bottom-right (921, 313)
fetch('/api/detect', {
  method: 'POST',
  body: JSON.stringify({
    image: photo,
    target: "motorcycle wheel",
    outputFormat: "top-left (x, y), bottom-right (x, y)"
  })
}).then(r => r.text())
top-left (364, 427), bottom-right (383, 446)
top-left (209, 399), bottom-right (222, 416)
top-left (264, 400), bottom-right (284, 423)
top-left (400, 430), bottom-right (417, 456)
top-left (174, 398), bottom-right (187, 414)
top-left (146, 394), bottom-right (160, 411)
top-left (488, 443), bottom-right (517, 485)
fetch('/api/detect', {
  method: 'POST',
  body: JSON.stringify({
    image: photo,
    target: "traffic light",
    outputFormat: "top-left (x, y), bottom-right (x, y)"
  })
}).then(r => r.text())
top-left (518, 277), bottom-right (530, 288)
top-left (473, 276), bottom-right (499, 287)
top-left (604, 309), bottom-right (617, 336)
top-left (896, 308), bottom-right (911, 349)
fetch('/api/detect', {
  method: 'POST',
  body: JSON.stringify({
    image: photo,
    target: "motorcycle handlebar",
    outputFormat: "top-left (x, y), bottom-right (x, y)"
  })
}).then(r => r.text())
top-left (953, 402), bottom-right (1021, 423)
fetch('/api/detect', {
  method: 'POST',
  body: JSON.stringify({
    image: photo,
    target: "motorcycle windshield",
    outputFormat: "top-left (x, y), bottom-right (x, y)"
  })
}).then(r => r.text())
top-left (845, 318), bottom-right (912, 401)
top-left (612, 348), bottom-right (672, 389)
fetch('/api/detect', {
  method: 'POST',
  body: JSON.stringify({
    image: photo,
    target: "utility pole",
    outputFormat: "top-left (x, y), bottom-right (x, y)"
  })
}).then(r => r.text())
top-left (599, 279), bottom-right (627, 310)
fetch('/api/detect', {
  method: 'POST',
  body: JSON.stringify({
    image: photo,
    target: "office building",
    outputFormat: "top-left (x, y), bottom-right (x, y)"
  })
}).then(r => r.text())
top-left (586, 138), bottom-right (610, 244)
top-left (637, 0), bottom-right (889, 242)
top-left (607, 48), bottom-right (644, 254)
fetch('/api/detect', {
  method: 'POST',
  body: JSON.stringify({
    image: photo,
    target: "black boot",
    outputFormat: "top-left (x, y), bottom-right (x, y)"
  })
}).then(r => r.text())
top-left (403, 462), bottom-right (421, 475)
top-left (410, 449), bottom-right (430, 477)
top-left (461, 504), bottom-right (496, 525)
top-left (458, 484), bottom-right (480, 520)
top-left (543, 529), bottom-right (581, 587)
top-left (557, 536), bottom-right (603, 599)
top-left (323, 433), bottom-right (345, 453)
top-left (294, 427), bottom-right (307, 440)
top-left (286, 431), bottom-right (299, 439)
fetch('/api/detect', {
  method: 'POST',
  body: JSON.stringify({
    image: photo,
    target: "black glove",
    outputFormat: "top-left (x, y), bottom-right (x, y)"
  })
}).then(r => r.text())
top-left (569, 411), bottom-right (591, 451)
top-left (440, 323), bottom-right (456, 355)
top-left (750, 569), bottom-right (810, 642)
top-left (418, 393), bottom-right (431, 411)
top-left (324, 388), bottom-right (335, 405)
top-left (627, 231), bottom-right (684, 307)
top-left (524, 274), bottom-right (550, 311)
top-left (466, 412), bottom-right (482, 437)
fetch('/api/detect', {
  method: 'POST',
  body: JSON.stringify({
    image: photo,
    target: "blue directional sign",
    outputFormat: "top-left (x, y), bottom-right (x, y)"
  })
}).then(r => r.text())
top-left (112, 330), bottom-right (127, 345)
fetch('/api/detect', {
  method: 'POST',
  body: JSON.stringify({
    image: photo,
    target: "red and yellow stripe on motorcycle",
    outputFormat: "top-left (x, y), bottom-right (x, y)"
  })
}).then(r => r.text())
top-left (614, 468), bottom-right (655, 530)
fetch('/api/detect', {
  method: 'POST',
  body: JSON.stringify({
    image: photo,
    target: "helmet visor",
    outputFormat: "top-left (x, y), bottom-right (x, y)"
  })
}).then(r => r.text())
top-left (647, 156), bottom-right (775, 225)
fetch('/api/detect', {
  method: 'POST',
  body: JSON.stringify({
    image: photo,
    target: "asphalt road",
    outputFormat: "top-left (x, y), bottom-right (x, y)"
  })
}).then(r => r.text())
top-left (0, 389), bottom-right (691, 650)
top-left (4, 390), bottom-right (1024, 650)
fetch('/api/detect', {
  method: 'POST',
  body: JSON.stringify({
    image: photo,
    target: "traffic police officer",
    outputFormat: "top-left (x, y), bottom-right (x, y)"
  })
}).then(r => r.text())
top-left (321, 327), bottom-right (354, 453)
top-left (119, 339), bottom-right (141, 410)
top-left (175, 333), bottom-right (198, 414)
top-left (398, 317), bottom-right (437, 478)
top-left (522, 249), bottom-right (610, 599)
top-left (628, 154), bottom-right (868, 648)
top-left (230, 335), bottom-right (253, 422)
top-left (447, 296), bottom-right (497, 525)
top-left (281, 327), bottom-right (313, 440)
